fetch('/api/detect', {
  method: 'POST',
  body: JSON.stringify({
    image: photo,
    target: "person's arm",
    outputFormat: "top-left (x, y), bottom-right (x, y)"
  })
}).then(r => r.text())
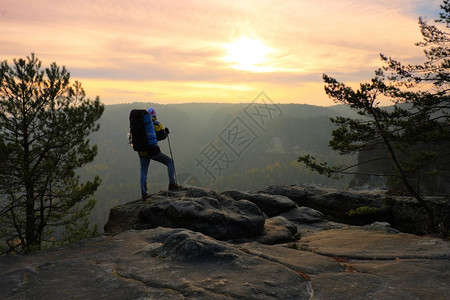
top-left (154, 120), bottom-right (167, 141)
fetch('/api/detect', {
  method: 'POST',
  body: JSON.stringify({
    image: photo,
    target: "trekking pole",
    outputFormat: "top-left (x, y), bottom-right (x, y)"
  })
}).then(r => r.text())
top-left (167, 133), bottom-right (178, 184)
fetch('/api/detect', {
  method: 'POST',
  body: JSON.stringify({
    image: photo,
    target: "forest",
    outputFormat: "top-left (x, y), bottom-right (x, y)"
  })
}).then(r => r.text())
top-left (80, 102), bottom-right (359, 230)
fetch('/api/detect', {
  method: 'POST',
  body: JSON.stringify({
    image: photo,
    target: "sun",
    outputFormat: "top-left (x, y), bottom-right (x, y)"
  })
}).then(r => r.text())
top-left (223, 37), bottom-right (273, 72)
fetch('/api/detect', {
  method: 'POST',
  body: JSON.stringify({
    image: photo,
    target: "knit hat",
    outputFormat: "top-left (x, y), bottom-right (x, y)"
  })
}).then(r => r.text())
top-left (147, 107), bottom-right (157, 117)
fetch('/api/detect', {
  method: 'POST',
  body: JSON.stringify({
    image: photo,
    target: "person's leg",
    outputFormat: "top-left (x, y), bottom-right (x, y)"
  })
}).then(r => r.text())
top-left (139, 155), bottom-right (151, 197)
top-left (150, 152), bottom-right (176, 184)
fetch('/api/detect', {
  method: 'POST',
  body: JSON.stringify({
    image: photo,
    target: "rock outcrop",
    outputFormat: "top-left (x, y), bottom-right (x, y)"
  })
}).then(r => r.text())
top-left (1, 184), bottom-right (449, 299)
top-left (104, 187), bottom-right (269, 241)
top-left (261, 184), bottom-right (449, 235)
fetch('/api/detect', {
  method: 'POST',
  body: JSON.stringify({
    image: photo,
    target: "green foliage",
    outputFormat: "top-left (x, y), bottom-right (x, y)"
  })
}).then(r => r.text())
top-left (63, 217), bottom-right (99, 244)
top-left (0, 53), bottom-right (104, 254)
top-left (347, 206), bottom-right (381, 217)
top-left (297, 154), bottom-right (343, 179)
top-left (298, 2), bottom-right (450, 232)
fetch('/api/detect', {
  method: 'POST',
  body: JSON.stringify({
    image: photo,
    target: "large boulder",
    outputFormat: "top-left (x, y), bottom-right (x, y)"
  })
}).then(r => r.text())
top-left (105, 187), bottom-right (266, 240)
top-left (222, 190), bottom-right (296, 217)
top-left (389, 196), bottom-right (450, 235)
top-left (147, 229), bottom-right (238, 262)
top-left (261, 184), bottom-right (391, 225)
top-left (281, 206), bottom-right (326, 224)
top-left (255, 216), bottom-right (299, 245)
top-left (103, 199), bottom-right (144, 234)
top-left (261, 184), bottom-right (450, 235)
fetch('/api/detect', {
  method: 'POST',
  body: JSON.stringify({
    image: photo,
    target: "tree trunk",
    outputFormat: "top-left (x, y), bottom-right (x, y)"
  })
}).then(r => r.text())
top-left (22, 120), bottom-right (39, 252)
top-left (371, 108), bottom-right (436, 232)
top-left (25, 189), bottom-right (37, 252)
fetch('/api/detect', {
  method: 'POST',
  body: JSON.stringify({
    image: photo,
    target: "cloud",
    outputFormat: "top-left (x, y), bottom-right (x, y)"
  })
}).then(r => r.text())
top-left (0, 0), bottom-right (442, 105)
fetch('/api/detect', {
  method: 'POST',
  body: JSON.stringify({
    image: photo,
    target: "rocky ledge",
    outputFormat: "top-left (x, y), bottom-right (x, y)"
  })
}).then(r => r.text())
top-left (1, 185), bottom-right (449, 299)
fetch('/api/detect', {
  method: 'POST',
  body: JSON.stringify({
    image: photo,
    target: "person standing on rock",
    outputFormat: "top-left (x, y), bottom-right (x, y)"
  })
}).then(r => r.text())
top-left (130, 107), bottom-right (181, 200)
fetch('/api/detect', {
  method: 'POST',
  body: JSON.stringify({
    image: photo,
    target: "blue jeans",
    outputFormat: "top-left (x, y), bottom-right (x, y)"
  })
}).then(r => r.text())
top-left (139, 152), bottom-right (175, 196)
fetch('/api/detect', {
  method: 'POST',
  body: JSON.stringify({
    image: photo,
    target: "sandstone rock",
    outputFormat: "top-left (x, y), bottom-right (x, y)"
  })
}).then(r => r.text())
top-left (341, 259), bottom-right (450, 299)
top-left (389, 196), bottom-right (450, 235)
top-left (255, 216), bottom-right (299, 245)
top-left (262, 184), bottom-right (449, 235)
top-left (0, 228), bottom-right (311, 299)
top-left (300, 228), bottom-right (450, 260)
top-left (1, 227), bottom-right (448, 299)
top-left (222, 190), bottom-right (296, 217)
top-left (236, 242), bottom-right (344, 275)
top-left (280, 206), bottom-right (325, 224)
top-left (362, 221), bottom-right (401, 234)
top-left (4, 184), bottom-right (448, 299)
top-left (105, 187), bottom-right (266, 240)
top-left (103, 199), bottom-right (143, 234)
top-left (301, 228), bottom-right (450, 299)
top-left (261, 184), bottom-right (389, 225)
top-left (148, 229), bottom-right (238, 262)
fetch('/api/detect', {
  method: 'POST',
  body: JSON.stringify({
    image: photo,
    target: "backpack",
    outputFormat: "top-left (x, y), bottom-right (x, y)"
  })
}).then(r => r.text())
top-left (129, 109), bottom-right (158, 151)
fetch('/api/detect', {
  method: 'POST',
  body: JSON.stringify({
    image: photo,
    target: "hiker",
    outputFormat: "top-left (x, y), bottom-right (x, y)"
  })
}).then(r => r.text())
top-left (130, 107), bottom-right (181, 200)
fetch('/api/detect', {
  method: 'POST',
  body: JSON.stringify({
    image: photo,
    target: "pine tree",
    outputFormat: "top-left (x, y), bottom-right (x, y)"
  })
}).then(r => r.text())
top-left (0, 53), bottom-right (104, 254)
top-left (298, 1), bottom-right (450, 232)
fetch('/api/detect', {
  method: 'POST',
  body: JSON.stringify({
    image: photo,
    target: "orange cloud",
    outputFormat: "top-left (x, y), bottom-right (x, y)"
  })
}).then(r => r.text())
top-left (0, 0), bottom-right (441, 105)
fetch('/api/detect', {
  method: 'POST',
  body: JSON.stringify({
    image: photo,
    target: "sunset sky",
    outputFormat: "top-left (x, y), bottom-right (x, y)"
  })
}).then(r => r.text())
top-left (0, 0), bottom-right (442, 106)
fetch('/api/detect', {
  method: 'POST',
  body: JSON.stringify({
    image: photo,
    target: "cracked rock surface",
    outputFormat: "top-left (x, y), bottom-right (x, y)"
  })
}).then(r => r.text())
top-left (1, 227), bottom-right (448, 299)
top-left (1, 185), bottom-right (449, 299)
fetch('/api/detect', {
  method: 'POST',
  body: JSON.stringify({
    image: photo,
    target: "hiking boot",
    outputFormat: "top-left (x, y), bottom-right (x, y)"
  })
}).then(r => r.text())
top-left (168, 182), bottom-right (182, 190)
top-left (141, 193), bottom-right (148, 200)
